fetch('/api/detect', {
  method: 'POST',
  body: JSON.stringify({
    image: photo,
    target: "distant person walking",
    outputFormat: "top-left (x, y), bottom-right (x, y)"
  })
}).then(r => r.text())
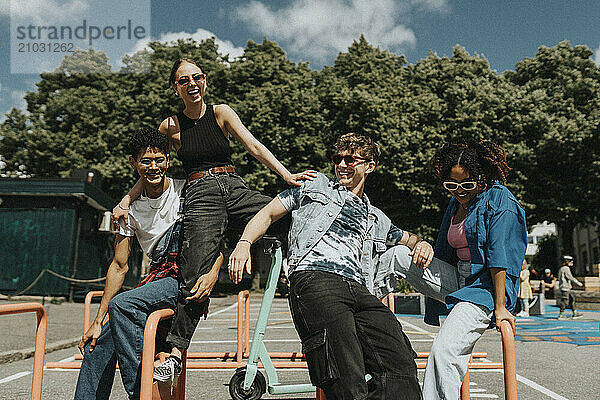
top-left (517, 260), bottom-right (533, 317)
top-left (557, 255), bottom-right (583, 319)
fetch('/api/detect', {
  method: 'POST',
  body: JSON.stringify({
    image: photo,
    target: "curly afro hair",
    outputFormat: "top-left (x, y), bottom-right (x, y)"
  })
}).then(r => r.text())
top-left (128, 129), bottom-right (170, 159)
top-left (429, 140), bottom-right (511, 186)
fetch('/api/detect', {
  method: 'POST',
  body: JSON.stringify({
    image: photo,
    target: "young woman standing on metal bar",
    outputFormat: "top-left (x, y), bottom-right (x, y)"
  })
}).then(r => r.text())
top-left (385, 140), bottom-right (526, 399)
top-left (115, 58), bottom-right (316, 382)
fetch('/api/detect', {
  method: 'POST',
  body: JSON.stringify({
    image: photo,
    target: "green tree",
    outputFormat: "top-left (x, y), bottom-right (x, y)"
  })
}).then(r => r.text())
top-left (219, 39), bottom-right (329, 195)
top-left (504, 41), bottom-right (600, 253)
top-left (0, 38), bottom-right (227, 197)
top-left (532, 234), bottom-right (559, 273)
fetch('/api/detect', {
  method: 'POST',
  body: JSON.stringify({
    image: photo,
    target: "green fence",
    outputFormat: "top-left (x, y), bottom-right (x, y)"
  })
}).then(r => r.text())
top-left (0, 208), bottom-right (75, 295)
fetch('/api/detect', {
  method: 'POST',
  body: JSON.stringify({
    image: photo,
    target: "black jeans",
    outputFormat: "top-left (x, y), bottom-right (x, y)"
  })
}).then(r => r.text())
top-left (289, 271), bottom-right (422, 400)
top-left (167, 173), bottom-right (286, 348)
top-left (558, 290), bottom-right (576, 312)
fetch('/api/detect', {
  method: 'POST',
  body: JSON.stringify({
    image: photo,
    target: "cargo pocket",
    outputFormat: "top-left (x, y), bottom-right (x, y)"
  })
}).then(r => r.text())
top-left (301, 329), bottom-right (339, 387)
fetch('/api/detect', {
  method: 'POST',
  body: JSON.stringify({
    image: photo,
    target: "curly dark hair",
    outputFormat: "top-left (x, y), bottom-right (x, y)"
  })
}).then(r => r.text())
top-left (128, 129), bottom-right (170, 159)
top-left (168, 58), bottom-right (202, 87)
top-left (429, 140), bottom-right (511, 186)
top-left (333, 132), bottom-right (381, 165)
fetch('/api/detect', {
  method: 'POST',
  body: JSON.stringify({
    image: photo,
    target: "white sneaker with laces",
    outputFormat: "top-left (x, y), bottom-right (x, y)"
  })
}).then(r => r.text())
top-left (153, 356), bottom-right (182, 383)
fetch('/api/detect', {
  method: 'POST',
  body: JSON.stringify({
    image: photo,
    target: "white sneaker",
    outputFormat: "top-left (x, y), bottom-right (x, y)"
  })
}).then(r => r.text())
top-left (516, 311), bottom-right (529, 317)
top-left (153, 356), bottom-right (182, 383)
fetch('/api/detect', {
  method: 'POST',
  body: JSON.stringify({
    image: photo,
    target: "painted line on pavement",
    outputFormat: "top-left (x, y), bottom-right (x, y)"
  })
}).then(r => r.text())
top-left (516, 374), bottom-right (569, 400)
top-left (397, 317), bottom-right (437, 338)
top-left (208, 302), bottom-right (238, 316)
top-left (0, 371), bottom-right (31, 384)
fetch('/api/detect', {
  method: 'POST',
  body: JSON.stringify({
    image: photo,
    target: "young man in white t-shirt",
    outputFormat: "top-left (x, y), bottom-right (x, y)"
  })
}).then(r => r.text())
top-left (74, 129), bottom-right (222, 400)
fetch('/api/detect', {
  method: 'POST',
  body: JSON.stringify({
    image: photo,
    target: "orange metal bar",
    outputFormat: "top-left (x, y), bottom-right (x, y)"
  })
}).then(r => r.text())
top-left (460, 354), bottom-right (473, 400)
top-left (415, 361), bottom-right (503, 369)
top-left (316, 387), bottom-right (327, 399)
top-left (140, 308), bottom-right (187, 400)
top-left (178, 350), bottom-right (187, 400)
top-left (244, 290), bottom-right (250, 354)
top-left (236, 291), bottom-right (249, 362)
top-left (182, 350), bottom-right (488, 361)
top-left (381, 293), bottom-right (395, 313)
top-left (185, 360), bottom-right (308, 369)
top-left (416, 352), bottom-right (487, 359)
top-left (499, 320), bottom-right (518, 400)
top-left (48, 359), bottom-right (502, 370)
top-left (83, 291), bottom-right (104, 333)
top-left (0, 303), bottom-right (47, 400)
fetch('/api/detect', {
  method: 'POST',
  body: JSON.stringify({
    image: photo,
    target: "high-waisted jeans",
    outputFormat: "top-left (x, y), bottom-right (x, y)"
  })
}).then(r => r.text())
top-left (166, 172), bottom-right (287, 348)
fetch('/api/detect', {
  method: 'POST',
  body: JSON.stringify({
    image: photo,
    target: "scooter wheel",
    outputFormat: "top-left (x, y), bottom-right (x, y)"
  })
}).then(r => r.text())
top-left (229, 367), bottom-right (266, 400)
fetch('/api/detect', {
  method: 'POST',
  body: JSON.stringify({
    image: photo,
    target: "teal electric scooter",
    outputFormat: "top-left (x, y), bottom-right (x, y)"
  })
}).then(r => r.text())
top-left (228, 239), bottom-right (316, 400)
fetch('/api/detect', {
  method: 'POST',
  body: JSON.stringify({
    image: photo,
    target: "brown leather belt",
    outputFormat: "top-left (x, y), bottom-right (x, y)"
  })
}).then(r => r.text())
top-left (187, 166), bottom-right (236, 182)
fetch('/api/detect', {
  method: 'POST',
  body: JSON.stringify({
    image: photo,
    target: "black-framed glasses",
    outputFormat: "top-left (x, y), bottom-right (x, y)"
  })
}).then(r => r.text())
top-left (176, 73), bottom-right (206, 86)
top-left (138, 157), bottom-right (167, 168)
top-left (442, 181), bottom-right (477, 191)
top-left (330, 153), bottom-right (370, 166)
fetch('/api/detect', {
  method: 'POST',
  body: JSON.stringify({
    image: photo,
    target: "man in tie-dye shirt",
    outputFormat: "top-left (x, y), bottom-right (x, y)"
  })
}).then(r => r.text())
top-left (228, 133), bottom-right (434, 400)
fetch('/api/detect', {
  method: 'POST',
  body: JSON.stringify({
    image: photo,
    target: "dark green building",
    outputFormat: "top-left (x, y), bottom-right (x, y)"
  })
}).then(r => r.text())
top-left (0, 178), bottom-right (141, 299)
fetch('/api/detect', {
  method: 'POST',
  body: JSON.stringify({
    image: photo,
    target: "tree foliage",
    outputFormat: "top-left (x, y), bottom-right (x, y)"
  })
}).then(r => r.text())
top-left (532, 234), bottom-right (559, 273)
top-left (1, 38), bottom-right (598, 247)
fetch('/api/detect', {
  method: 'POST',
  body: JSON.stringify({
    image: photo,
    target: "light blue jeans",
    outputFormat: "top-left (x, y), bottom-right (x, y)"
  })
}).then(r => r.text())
top-left (390, 245), bottom-right (470, 303)
top-left (391, 246), bottom-right (492, 400)
top-left (74, 277), bottom-right (179, 400)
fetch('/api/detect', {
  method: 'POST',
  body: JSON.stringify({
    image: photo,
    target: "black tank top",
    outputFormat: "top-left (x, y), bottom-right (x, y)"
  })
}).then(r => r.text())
top-left (176, 105), bottom-right (233, 176)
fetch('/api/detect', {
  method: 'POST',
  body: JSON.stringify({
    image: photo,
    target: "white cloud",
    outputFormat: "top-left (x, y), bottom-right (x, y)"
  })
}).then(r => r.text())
top-left (595, 45), bottom-right (600, 66)
top-left (8, 0), bottom-right (89, 24)
top-left (128, 28), bottom-right (245, 61)
top-left (10, 90), bottom-right (27, 111)
top-left (410, 0), bottom-right (449, 13)
top-left (233, 0), bottom-right (448, 63)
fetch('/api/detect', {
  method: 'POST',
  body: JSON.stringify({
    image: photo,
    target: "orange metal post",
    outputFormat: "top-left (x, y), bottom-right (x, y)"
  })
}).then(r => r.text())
top-left (0, 303), bottom-right (47, 400)
top-left (499, 320), bottom-right (518, 400)
top-left (236, 290), bottom-right (250, 362)
top-left (381, 293), bottom-right (395, 313)
top-left (140, 308), bottom-right (187, 400)
top-left (460, 354), bottom-right (473, 400)
top-left (243, 290), bottom-right (250, 354)
top-left (387, 293), bottom-right (395, 313)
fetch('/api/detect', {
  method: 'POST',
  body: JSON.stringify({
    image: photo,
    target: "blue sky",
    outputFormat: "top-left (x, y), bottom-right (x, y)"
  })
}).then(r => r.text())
top-left (1, 0), bottom-right (600, 121)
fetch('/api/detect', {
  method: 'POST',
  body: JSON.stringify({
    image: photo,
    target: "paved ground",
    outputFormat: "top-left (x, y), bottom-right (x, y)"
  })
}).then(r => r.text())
top-left (1, 294), bottom-right (599, 399)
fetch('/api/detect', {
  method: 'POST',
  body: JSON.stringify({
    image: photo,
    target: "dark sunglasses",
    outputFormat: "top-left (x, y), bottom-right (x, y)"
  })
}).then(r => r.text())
top-left (176, 73), bottom-right (206, 86)
top-left (330, 153), bottom-right (369, 165)
top-left (442, 181), bottom-right (477, 191)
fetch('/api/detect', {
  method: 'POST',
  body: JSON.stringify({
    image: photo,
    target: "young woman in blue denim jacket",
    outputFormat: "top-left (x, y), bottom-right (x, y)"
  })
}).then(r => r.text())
top-left (390, 140), bottom-right (527, 399)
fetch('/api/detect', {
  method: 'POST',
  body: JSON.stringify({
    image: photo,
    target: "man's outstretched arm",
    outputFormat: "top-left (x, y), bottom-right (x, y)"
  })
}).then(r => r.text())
top-left (228, 197), bottom-right (289, 284)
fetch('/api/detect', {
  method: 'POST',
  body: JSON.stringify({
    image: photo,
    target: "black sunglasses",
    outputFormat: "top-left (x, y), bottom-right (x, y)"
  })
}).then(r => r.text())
top-left (330, 153), bottom-right (370, 165)
top-left (176, 73), bottom-right (206, 86)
